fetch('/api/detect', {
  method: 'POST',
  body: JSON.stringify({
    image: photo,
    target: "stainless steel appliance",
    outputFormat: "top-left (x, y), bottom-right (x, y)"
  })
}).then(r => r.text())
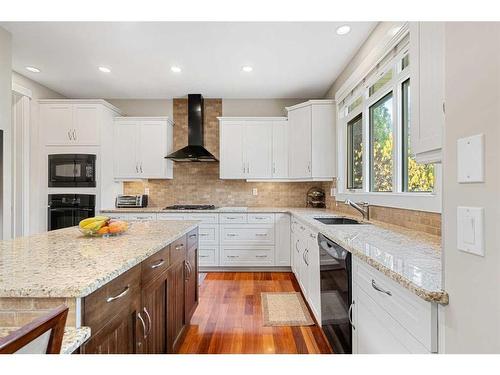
top-left (164, 204), bottom-right (216, 210)
top-left (48, 194), bottom-right (95, 231)
top-left (306, 187), bottom-right (325, 208)
top-left (115, 194), bottom-right (149, 208)
top-left (318, 233), bottom-right (353, 354)
top-left (48, 154), bottom-right (96, 187)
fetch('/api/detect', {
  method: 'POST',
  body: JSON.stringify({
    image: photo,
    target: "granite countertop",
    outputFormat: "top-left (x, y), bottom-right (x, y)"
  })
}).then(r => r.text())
top-left (0, 326), bottom-right (90, 354)
top-left (100, 206), bottom-right (448, 304)
top-left (0, 221), bottom-right (198, 298)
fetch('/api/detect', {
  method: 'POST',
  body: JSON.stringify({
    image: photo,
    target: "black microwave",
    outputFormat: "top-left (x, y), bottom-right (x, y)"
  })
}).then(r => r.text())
top-left (48, 154), bottom-right (96, 187)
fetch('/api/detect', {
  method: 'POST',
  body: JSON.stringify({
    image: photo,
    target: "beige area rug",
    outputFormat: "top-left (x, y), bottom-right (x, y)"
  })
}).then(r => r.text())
top-left (261, 292), bottom-right (315, 326)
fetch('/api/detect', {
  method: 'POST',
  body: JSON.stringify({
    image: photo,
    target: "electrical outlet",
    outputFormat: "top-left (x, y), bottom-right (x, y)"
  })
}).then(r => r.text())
top-left (145, 188), bottom-right (150, 195)
top-left (252, 188), bottom-right (258, 196)
top-left (330, 188), bottom-right (336, 196)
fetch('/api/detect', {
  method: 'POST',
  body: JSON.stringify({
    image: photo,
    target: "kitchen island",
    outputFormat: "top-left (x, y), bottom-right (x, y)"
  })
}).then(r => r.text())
top-left (0, 220), bottom-right (200, 353)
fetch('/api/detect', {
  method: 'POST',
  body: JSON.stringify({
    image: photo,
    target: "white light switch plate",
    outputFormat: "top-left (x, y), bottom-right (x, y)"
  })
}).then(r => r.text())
top-left (457, 134), bottom-right (484, 183)
top-left (457, 206), bottom-right (484, 256)
top-left (252, 188), bottom-right (258, 196)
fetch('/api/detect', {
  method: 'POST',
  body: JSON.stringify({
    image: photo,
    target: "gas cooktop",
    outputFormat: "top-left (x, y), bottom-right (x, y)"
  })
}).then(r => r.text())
top-left (163, 204), bottom-right (216, 210)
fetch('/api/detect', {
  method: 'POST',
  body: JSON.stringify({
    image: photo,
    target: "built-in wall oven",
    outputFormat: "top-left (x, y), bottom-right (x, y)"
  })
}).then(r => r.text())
top-left (48, 194), bottom-right (95, 231)
top-left (318, 233), bottom-right (353, 354)
top-left (48, 154), bottom-right (96, 187)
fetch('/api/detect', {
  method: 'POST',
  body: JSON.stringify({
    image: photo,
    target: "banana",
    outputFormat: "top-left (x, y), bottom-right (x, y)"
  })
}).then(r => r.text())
top-left (83, 220), bottom-right (107, 232)
top-left (79, 216), bottom-right (109, 229)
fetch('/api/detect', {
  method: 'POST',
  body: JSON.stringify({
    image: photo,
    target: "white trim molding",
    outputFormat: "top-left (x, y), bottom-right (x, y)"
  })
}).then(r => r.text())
top-left (11, 83), bottom-right (32, 99)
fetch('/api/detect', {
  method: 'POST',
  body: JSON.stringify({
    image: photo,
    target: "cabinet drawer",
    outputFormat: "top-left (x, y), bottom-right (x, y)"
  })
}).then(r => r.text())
top-left (220, 213), bottom-right (247, 223)
top-left (354, 259), bottom-right (437, 352)
top-left (185, 213), bottom-right (219, 224)
top-left (157, 213), bottom-right (186, 221)
top-left (221, 224), bottom-right (275, 244)
top-left (141, 245), bottom-right (170, 286)
top-left (248, 213), bottom-right (274, 224)
top-left (221, 247), bottom-right (274, 265)
top-left (170, 235), bottom-right (187, 265)
top-left (107, 213), bottom-right (157, 221)
top-left (187, 228), bottom-right (199, 249)
top-left (198, 248), bottom-right (218, 266)
top-left (356, 286), bottom-right (429, 354)
top-left (84, 265), bottom-right (141, 333)
top-left (198, 224), bottom-right (219, 245)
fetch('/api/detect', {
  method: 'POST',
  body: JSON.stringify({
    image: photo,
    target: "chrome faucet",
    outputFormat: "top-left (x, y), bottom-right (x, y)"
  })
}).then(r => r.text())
top-left (344, 199), bottom-right (370, 220)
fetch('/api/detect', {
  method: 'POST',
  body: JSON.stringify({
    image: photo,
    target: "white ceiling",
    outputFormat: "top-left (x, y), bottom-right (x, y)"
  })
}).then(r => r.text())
top-left (2, 22), bottom-right (376, 99)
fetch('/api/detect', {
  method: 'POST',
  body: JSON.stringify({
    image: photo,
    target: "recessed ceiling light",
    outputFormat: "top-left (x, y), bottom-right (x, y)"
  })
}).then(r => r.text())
top-left (336, 25), bottom-right (351, 35)
top-left (98, 66), bottom-right (111, 73)
top-left (25, 66), bottom-right (40, 73)
top-left (171, 66), bottom-right (182, 73)
top-left (242, 66), bottom-right (253, 72)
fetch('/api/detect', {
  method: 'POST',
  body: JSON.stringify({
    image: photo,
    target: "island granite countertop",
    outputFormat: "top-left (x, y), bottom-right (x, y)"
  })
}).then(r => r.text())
top-left (100, 206), bottom-right (448, 304)
top-left (0, 221), bottom-right (198, 298)
top-left (0, 326), bottom-right (91, 354)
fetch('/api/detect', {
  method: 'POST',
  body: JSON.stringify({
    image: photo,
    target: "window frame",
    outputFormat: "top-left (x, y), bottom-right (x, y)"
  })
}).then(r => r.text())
top-left (346, 113), bottom-right (363, 190)
top-left (336, 35), bottom-right (441, 213)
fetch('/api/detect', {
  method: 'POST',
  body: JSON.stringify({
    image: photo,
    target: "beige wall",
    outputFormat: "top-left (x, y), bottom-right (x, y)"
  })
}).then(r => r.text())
top-left (0, 27), bottom-right (12, 239)
top-left (12, 71), bottom-right (65, 100)
top-left (222, 99), bottom-right (305, 117)
top-left (442, 22), bottom-right (500, 353)
top-left (106, 99), bottom-right (173, 117)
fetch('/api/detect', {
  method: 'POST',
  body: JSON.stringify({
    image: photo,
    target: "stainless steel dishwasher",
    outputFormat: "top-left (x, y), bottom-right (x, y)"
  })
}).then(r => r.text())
top-left (318, 233), bottom-right (353, 354)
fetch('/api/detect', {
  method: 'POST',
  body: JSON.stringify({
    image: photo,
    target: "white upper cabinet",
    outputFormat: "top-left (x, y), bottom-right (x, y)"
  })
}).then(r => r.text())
top-left (286, 100), bottom-right (335, 180)
top-left (219, 117), bottom-right (285, 180)
top-left (113, 117), bottom-right (173, 180)
top-left (409, 22), bottom-right (445, 163)
top-left (272, 120), bottom-right (289, 178)
top-left (40, 101), bottom-right (107, 146)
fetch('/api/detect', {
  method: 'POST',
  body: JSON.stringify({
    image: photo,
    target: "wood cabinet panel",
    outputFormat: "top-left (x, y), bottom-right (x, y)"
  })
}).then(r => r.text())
top-left (184, 244), bottom-right (198, 323)
top-left (166, 260), bottom-right (186, 353)
top-left (141, 245), bottom-right (170, 289)
top-left (139, 276), bottom-right (167, 354)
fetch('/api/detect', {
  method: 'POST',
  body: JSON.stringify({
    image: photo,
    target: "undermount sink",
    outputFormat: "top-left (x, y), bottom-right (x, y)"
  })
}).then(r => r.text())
top-left (314, 217), bottom-right (366, 225)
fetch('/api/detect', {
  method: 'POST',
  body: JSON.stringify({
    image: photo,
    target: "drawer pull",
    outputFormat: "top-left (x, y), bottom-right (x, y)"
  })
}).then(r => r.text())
top-left (189, 234), bottom-right (197, 238)
top-left (143, 307), bottom-right (152, 337)
top-left (309, 233), bottom-right (317, 239)
top-left (150, 259), bottom-right (165, 269)
top-left (227, 233), bottom-right (238, 237)
top-left (175, 243), bottom-right (185, 250)
top-left (348, 301), bottom-right (355, 330)
top-left (226, 217), bottom-right (238, 220)
top-left (200, 255), bottom-right (209, 258)
top-left (254, 216), bottom-right (266, 220)
top-left (371, 279), bottom-right (392, 296)
top-left (255, 255), bottom-right (268, 258)
top-left (137, 312), bottom-right (147, 339)
top-left (227, 255), bottom-right (239, 258)
top-left (255, 233), bottom-right (267, 237)
top-left (200, 233), bottom-right (209, 237)
top-left (106, 285), bottom-right (130, 303)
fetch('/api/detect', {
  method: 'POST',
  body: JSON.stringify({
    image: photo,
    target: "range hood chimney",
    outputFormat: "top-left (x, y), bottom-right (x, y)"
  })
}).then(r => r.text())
top-left (165, 94), bottom-right (218, 162)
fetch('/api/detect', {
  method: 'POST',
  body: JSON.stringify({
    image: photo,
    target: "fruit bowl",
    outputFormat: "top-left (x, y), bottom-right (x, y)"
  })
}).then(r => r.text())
top-left (79, 216), bottom-right (129, 237)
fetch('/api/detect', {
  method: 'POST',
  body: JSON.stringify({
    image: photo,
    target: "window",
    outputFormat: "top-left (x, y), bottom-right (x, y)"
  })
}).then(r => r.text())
top-left (347, 96), bottom-right (362, 114)
top-left (347, 114), bottom-right (363, 189)
top-left (402, 79), bottom-right (435, 192)
top-left (370, 92), bottom-right (394, 192)
top-left (369, 70), bottom-right (393, 97)
top-left (401, 54), bottom-right (410, 70)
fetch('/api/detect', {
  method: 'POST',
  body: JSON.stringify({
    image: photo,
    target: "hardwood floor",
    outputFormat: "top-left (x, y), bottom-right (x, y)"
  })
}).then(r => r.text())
top-left (177, 272), bottom-right (332, 354)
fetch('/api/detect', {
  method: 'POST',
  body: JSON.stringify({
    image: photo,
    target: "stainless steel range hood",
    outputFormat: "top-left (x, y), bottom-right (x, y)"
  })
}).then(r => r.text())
top-left (165, 94), bottom-right (218, 162)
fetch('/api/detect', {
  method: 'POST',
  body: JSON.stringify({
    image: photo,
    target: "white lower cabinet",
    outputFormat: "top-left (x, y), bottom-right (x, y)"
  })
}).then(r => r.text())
top-left (351, 257), bottom-right (438, 354)
top-left (106, 212), bottom-right (157, 221)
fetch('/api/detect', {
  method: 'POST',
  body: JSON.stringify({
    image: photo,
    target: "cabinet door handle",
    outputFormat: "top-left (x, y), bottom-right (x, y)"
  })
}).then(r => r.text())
top-left (143, 307), bottom-right (152, 337)
top-left (150, 259), bottom-right (165, 269)
top-left (67, 130), bottom-right (72, 140)
top-left (175, 243), bottom-right (184, 250)
top-left (136, 164), bottom-right (139, 173)
top-left (242, 163), bottom-right (245, 174)
top-left (106, 285), bottom-right (129, 303)
top-left (189, 233), bottom-right (197, 239)
top-left (371, 279), bottom-right (392, 296)
top-left (295, 239), bottom-right (300, 252)
top-left (137, 312), bottom-right (147, 339)
top-left (140, 163), bottom-right (143, 173)
top-left (309, 233), bottom-right (317, 239)
top-left (73, 129), bottom-right (77, 141)
top-left (272, 162), bottom-right (276, 174)
top-left (348, 301), bottom-right (356, 330)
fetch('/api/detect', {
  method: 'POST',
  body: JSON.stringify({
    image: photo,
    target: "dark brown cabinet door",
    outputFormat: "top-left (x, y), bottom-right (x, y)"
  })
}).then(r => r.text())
top-left (82, 303), bottom-right (139, 354)
top-left (166, 260), bottom-right (186, 353)
top-left (139, 276), bottom-right (167, 354)
top-left (184, 245), bottom-right (198, 323)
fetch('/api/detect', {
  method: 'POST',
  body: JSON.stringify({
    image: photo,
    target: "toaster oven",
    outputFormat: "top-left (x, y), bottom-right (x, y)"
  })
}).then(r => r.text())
top-left (115, 195), bottom-right (149, 208)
